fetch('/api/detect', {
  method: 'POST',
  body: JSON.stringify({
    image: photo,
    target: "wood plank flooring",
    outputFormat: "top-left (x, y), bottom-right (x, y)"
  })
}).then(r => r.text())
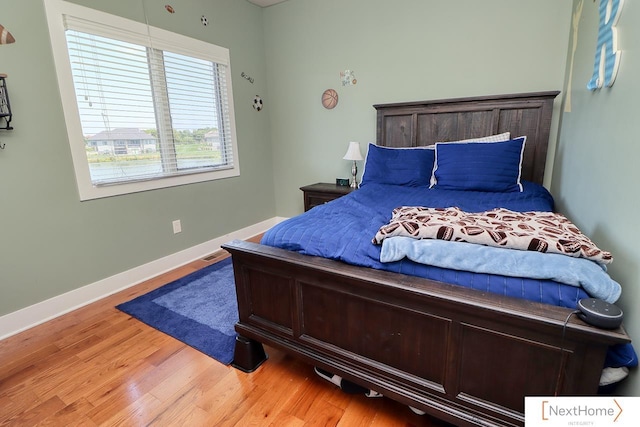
top-left (0, 243), bottom-right (449, 426)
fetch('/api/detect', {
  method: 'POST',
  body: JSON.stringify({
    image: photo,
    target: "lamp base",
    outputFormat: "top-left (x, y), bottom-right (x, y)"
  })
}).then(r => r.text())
top-left (350, 161), bottom-right (358, 188)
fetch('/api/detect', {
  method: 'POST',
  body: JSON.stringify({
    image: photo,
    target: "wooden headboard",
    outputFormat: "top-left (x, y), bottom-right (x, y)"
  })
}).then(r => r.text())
top-left (373, 91), bottom-right (560, 185)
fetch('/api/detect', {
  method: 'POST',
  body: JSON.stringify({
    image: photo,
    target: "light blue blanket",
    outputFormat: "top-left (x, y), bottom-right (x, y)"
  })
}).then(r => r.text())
top-left (380, 237), bottom-right (621, 303)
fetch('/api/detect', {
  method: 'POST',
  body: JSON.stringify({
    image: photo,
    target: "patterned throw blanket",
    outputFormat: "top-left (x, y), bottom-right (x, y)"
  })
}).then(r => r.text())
top-left (373, 207), bottom-right (612, 266)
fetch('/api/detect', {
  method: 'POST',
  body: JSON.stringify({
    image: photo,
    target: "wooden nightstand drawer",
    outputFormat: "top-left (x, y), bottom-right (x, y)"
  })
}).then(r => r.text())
top-left (300, 183), bottom-right (355, 211)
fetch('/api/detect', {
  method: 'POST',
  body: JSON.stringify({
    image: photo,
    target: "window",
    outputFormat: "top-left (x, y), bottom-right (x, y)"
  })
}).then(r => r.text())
top-left (45, 0), bottom-right (239, 200)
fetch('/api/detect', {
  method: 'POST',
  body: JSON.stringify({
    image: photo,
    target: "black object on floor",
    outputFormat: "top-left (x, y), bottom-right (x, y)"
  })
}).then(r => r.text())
top-left (314, 367), bottom-right (376, 395)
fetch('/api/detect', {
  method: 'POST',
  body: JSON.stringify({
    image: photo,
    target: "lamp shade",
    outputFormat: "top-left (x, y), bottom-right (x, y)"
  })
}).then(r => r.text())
top-left (343, 141), bottom-right (363, 161)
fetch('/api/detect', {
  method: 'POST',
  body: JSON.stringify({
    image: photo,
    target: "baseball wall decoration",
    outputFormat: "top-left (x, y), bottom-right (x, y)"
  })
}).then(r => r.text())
top-left (322, 89), bottom-right (338, 109)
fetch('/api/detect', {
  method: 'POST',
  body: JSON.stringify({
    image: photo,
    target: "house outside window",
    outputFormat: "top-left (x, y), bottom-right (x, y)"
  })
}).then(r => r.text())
top-left (44, 0), bottom-right (239, 200)
top-left (88, 128), bottom-right (157, 156)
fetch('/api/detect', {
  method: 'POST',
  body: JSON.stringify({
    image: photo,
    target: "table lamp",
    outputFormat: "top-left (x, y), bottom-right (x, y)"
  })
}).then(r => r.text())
top-left (343, 141), bottom-right (363, 188)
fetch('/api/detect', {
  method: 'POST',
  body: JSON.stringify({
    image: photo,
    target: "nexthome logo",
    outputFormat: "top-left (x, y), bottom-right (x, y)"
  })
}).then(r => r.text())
top-left (541, 399), bottom-right (622, 421)
top-left (525, 396), bottom-right (638, 426)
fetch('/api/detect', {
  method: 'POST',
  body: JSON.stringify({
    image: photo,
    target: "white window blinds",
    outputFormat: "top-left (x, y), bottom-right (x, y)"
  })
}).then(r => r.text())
top-left (65, 28), bottom-right (234, 186)
top-left (44, 0), bottom-right (239, 199)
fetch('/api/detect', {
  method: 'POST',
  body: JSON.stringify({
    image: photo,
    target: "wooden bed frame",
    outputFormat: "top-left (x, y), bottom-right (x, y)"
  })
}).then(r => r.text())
top-left (222, 91), bottom-right (631, 427)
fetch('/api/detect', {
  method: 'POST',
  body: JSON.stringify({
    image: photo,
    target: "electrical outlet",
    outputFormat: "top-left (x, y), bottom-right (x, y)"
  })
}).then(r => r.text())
top-left (172, 219), bottom-right (182, 234)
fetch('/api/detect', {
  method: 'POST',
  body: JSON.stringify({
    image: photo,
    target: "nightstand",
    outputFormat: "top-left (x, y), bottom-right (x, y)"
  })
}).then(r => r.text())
top-left (300, 183), bottom-right (356, 211)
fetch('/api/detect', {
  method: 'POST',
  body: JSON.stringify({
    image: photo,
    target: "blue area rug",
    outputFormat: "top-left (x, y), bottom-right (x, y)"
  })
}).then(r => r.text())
top-left (116, 257), bottom-right (238, 364)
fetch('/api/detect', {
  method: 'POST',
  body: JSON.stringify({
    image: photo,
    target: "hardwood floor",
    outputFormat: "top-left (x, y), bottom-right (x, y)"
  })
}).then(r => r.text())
top-left (0, 243), bottom-right (449, 426)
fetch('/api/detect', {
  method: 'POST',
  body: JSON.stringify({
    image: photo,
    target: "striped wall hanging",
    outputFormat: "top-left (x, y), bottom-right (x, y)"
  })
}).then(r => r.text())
top-left (587, 0), bottom-right (624, 90)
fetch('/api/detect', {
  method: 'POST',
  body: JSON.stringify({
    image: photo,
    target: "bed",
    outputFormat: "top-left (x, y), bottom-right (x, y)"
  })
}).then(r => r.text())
top-left (222, 91), bottom-right (634, 427)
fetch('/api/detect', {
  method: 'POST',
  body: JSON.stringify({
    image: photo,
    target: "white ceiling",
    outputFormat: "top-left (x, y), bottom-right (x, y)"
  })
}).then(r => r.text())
top-left (247, 0), bottom-right (288, 7)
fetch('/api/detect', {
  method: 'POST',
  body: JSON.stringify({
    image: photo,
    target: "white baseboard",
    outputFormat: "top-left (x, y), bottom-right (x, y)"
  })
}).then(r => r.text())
top-left (0, 217), bottom-right (287, 340)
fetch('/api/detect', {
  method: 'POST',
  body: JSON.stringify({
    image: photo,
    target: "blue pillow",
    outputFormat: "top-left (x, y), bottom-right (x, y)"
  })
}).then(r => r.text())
top-left (360, 143), bottom-right (435, 187)
top-left (430, 137), bottom-right (526, 192)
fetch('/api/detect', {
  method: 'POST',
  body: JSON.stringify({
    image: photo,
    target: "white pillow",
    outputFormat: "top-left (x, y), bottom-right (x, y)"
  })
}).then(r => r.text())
top-left (426, 131), bottom-right (511, 149)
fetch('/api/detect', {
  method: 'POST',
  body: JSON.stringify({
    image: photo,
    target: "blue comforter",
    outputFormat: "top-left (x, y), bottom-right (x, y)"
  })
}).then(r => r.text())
top-left (263, 181), bottom-right (589, 306)
top-left (262, 181), bottom-right (637, 369)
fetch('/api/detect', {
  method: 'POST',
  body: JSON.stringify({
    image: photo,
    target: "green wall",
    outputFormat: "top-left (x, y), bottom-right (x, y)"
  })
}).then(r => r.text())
top-left (554, 0), bottom-right (639, 396)
top-left (263, 0), bottom-right (573, 216)
top-left (0, 0), bottom-right (275, 316)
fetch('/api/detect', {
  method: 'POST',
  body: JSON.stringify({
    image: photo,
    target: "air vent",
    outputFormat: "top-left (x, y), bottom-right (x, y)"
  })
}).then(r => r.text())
top-left (202, 250), bottom-right (231, 263)
top-left (202, 254), bottom-right (219, 262)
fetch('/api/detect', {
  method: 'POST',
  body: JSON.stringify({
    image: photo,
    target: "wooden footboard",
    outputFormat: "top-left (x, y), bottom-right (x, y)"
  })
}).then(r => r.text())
top-left (222, 240), bottom-right (630, 427)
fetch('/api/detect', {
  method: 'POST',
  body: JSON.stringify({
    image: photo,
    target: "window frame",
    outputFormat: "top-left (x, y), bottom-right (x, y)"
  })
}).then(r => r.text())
top-left (44, 0), bottom-right (240, 200)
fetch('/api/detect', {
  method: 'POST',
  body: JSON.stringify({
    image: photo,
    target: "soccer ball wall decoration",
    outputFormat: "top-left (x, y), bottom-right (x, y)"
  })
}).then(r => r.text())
top-left (252, 95), bottom-right (263, 111)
